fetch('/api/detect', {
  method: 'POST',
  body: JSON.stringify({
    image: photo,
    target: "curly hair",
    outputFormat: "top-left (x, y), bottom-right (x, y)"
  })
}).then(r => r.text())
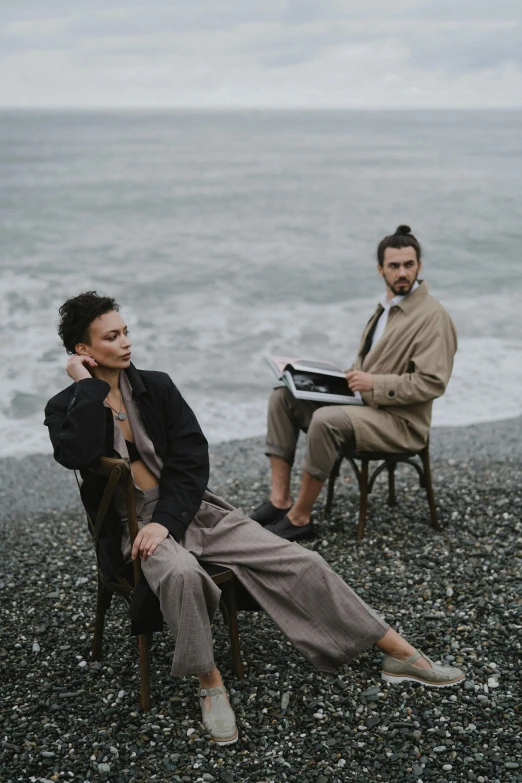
top-left (58, 291), bottom-right (120, 354)
top-left (377, 225), bottom-right (422, 267)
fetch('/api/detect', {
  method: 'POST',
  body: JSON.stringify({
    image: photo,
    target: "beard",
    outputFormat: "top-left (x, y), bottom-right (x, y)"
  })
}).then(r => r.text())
top-left (386, 274), bottom-right (418, 297)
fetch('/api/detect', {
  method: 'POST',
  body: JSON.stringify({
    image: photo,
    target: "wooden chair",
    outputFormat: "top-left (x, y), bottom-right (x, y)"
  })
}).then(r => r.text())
top-left (85, 457), bottom-right (245, 711)
top-left (324, 440), bottom-right (439, 540)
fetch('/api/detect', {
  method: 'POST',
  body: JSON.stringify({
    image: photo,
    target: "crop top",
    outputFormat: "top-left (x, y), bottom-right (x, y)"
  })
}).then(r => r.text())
top-left (125, 439), bottom-right (142, 463)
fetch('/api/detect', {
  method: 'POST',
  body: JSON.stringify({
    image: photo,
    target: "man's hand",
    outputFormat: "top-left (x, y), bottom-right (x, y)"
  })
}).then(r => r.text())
top-left (132, 523), bottom-right (169, 561)
top-left (66, 354), bottom-right (98, 382)
top-left (346, 370), bottom-right (373, 393)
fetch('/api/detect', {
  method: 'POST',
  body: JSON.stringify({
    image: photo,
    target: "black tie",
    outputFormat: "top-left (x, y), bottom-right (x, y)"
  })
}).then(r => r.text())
top-left (360, 306), bottom-right (384, 362)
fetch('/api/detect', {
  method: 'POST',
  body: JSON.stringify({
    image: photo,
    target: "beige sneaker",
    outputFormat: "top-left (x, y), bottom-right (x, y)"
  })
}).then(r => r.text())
top-left (199, 685), bottom-right (238, 745)
top-left (382, 650), bottom-right (465, 687)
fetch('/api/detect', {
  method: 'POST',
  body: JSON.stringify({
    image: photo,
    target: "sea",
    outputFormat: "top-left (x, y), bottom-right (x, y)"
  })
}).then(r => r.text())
top-left (1, 109), bottom-right (521, 458)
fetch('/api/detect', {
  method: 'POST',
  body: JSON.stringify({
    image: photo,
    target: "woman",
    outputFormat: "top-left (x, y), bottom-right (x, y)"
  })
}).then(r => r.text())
top-left (44, 291), bottom-right (465, 746)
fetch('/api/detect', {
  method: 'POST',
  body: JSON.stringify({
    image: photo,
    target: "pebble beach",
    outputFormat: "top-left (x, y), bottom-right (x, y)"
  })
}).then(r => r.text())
top-left (1, 417), bottom-right (521, 783)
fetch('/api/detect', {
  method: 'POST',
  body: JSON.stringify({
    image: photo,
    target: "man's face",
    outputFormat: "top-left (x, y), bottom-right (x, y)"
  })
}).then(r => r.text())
top-left (378, 246), bottom-right (421, 298)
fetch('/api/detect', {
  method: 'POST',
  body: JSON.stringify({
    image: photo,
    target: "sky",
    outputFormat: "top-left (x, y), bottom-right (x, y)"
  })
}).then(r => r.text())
top-left (0, 0), bottom-right (521, 109)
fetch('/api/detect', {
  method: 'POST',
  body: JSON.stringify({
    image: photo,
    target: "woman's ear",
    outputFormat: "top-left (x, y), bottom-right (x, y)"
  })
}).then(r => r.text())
top-left (75, 343), bottom-right (90, 356)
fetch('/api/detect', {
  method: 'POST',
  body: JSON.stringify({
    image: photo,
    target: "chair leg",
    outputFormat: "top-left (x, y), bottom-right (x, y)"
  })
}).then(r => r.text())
top-left (420, 447), bottom-right (440, 532)
top-left (91, 578), bottom-right (113, 662)
top-left (357, 459), bottom-right (369, 540)
top-left (325, 456), bottom-right (343, 516)
top-left (137, 633), bottom-right (151, 711)
top-left (387, 462), bottom-right (397, 507)
top-left (220, 579), bottom-right (245, 680)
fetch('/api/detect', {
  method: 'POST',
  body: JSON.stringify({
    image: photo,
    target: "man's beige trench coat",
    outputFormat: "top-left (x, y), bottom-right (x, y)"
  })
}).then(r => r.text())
top-left (345, 281), bottom-right (457, 453)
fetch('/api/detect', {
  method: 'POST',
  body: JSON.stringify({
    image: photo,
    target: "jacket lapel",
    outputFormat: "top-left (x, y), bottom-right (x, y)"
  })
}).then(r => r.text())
top-left (123, 364), bottom-right (166, 458)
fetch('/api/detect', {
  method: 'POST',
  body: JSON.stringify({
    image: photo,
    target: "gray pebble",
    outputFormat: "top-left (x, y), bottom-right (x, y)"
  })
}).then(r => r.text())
top-left (1, 436), bottom-right (521, 783)
top-left (361, 685), bottom-right (381, 697)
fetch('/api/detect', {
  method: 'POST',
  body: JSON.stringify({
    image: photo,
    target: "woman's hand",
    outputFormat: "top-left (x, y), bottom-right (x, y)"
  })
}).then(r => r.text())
top-left (66, 354), bottom-right (98, 382)
top-left (132, 523), bottom-right (169, 561)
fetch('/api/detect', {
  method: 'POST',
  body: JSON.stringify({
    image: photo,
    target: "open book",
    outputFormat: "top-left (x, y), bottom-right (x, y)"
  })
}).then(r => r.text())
top-left (265, 356), bottom-right (364, 405)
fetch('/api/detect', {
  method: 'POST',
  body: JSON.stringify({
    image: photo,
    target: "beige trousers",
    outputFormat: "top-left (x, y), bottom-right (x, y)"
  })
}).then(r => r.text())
top-left (266, 386), bottom-right (357, 481)
top-left (121, 487), bottom-right (389, 677)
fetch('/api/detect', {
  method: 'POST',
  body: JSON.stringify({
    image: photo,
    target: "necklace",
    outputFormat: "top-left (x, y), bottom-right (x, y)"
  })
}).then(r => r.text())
top-left (106, 390), bottom-right (127, 421)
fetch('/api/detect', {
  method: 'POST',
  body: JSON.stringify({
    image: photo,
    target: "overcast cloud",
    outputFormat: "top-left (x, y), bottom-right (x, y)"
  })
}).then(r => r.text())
top-left (0, 0), bottom-right (520, 108)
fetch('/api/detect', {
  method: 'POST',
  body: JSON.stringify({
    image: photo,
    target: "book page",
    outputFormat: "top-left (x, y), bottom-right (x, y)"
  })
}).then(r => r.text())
top-left (266, 355), bottom-right (345, 377)
top-left (265, 356), bottom-right (301, 377)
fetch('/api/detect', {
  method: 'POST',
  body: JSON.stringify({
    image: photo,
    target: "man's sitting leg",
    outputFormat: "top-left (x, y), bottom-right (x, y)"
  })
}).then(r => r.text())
top-left (265, 404), bottom-right (355, 540)
top-left (250, 454), bottom-right (293, 525)
top-left (251, 386), bottom-right (326, 527)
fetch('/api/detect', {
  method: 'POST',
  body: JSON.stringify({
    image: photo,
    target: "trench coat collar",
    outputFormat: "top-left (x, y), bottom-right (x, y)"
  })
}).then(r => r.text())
top-left (123, 362), bottom-right (147, 397)
top-left (394, 279), bottom-right (429, 316)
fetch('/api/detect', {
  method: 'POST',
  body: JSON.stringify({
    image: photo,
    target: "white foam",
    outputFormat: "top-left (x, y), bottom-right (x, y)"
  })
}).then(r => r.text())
top-left (1, 272), bottom-right (521, 458)
top-left (432, 336), bottom-right (522, 426)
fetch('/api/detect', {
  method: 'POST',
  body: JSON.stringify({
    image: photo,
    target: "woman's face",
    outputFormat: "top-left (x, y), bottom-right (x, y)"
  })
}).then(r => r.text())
top-left (76, 310), bottom-right (132, 370)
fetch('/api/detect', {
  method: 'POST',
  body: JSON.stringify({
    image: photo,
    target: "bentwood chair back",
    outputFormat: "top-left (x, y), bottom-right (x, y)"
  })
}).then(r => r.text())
top-left (82, 456), bottom-right (245, 711)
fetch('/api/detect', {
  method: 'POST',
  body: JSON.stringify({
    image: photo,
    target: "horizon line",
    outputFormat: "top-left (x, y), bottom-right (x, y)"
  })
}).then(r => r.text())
top-left (0, 105), bottom-right (521, 112)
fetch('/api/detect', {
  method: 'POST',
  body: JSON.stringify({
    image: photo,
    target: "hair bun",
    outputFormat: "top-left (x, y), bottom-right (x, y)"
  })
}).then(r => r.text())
top-left (395, 224), bottom-right (412, 235)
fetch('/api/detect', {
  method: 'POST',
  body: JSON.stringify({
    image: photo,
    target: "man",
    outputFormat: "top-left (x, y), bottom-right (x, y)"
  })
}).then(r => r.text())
top-left (251, 225), bottom-right (457, 541)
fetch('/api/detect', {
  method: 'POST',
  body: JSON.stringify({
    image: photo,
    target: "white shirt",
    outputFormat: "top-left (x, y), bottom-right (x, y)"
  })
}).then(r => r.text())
top-left (370, 280), bottom-right (419, 349)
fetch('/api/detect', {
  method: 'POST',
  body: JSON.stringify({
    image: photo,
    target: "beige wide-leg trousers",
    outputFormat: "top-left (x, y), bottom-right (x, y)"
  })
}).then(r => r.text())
top-left (122, 487), bottom-right (389, 678)
top-left (266, 386), bottom-right (357, 481)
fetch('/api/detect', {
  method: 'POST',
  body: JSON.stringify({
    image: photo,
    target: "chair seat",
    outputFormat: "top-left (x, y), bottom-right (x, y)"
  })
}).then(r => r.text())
top-left (202, 562), bottom-right (235, 583)
top-left (203, 563), bottom-right (261, 612)
top-left (344, 449), bottom-right (420, 461)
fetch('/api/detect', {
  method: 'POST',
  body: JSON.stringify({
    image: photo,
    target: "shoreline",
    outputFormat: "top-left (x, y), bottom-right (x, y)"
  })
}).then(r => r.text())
top-left (209, 413), bottom-right (522, 486)
top-left (1, 414), bottom-right (520, 525)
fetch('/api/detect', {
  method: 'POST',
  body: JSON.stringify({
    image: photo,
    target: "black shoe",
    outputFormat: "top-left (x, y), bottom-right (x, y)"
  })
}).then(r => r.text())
top-left (265, 515), bottom-right (314, 542)
top-left (249, 500), bottom-right (291, 526)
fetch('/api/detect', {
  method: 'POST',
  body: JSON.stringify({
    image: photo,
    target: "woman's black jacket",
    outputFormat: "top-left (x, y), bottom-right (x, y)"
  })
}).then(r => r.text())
top-left (43, 363), bottom-right (209, 633)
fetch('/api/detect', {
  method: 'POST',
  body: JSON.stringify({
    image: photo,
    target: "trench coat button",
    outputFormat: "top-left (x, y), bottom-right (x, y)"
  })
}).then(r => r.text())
top-left (387, 390), bottom-right (396, 398)
top-left (181, 511), bottom-right (188, 521)
top-left (68, 394), bottom-right (77, 410)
